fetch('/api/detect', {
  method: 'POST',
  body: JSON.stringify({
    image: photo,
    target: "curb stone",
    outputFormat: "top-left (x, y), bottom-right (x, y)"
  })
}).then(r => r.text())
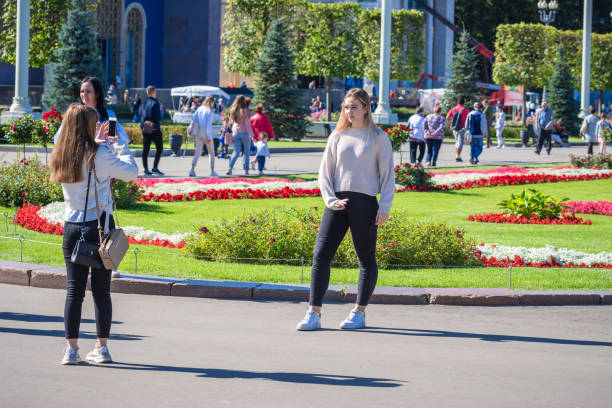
top-left (0, 260), bottom-right (610, 306)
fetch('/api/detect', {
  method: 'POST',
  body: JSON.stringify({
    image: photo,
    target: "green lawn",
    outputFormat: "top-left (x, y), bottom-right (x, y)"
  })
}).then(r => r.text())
top-left (1, 177), bottom-right (611, 289)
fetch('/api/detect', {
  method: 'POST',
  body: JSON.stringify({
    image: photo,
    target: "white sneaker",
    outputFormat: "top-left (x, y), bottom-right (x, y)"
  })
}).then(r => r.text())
top-left (61, 347), bottom-right (81, 365)
top-left (210, 170), bottom-right (219, 178)
top-left (250, 161), bottom-right (256, 170)
top-left (189, 169), bottom-right (196, 177)
top-left (85, 345), bottom-right (113, 364)
top-left (111, 270), bottom-right (120, 278)
top-left (502, 144), bottom-right (507, 149)
top-left (339, 310), bottom-right (366, 329)
top-left (296, 310), bottom-right (321, 331)
top-left (496, 145), bottom-right (502, 149)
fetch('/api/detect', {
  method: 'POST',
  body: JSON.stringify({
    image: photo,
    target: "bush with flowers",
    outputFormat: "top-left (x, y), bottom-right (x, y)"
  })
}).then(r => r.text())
top-left (186, 208), bottom-right (480, 268)
top-left (394, 163), bottom-right (435, 190)
top-left (33, 109), bottom-right (62, 151)
top-left (570, 153), bottom-right (612, 169)
top-left (5, 114), bottom-right (34, 157)
top-left (384, 123), bottom-right (411, 153)
top-left (0, 158), bottom-right (63, 207)
top-left (111, 179), bottom-right (144, 209)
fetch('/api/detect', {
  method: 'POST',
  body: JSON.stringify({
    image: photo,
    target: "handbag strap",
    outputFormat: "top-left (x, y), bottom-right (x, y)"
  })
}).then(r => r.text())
top-left (79, 165), bottom-right (103, 243)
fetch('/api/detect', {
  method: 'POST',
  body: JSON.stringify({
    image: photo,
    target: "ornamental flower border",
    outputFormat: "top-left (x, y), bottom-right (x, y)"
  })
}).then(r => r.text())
top-left (467, 212), bottom-right (591, 225)
top-left (563, 201), bottom-right (612, 216)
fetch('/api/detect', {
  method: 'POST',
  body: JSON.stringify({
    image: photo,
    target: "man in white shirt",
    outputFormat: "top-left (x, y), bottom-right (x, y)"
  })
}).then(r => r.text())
top-left (408, 107), bottom-right (426, 167)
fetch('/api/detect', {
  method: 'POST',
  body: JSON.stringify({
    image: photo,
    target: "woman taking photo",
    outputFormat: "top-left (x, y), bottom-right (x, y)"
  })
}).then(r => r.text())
top-left (296, 88), bottom-right (395, 331)
top-left (227, 95), bottom-right (255, 175)
top-left (50, 104), bottom-right (138, 365)
top-left (189, 96), bottom-right (218, 177)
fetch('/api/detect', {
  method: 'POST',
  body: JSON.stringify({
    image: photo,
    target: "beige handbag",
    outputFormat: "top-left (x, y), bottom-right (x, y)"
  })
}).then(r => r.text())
top-left (93, 170), bottom-right (129, 270)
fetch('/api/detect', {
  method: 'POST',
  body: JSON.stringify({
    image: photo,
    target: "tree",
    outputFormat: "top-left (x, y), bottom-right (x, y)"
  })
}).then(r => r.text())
top-left (358, 9), bottom-right (424, 83)
top-left (0, 0), bottom-right (96, 68)
top-left (546, 48), bottom-right (579, 136)
top-left (296, 2), bottom-right (363, 121)
top-left (43, 0), bottom-right (103, 110)
top-left (221, 0), bottom-right (307, 76)
top-left (253, 19), bottom-right (309, 141)
top-left (442, 32), bottom-right (480, 111)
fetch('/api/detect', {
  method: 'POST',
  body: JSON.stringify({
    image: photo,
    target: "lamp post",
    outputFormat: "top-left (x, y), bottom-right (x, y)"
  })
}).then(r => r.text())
top-left (579, 0), bottom-right (592, 117)
top-left (372, 0), bottom-right (398, 125)
top-left (537, 0), bottom-right (558, 102)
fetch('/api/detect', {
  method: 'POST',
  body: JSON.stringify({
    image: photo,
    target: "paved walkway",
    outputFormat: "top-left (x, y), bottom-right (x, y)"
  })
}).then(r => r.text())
top-left (0, 283), bottom-right (611, 407)
top-left (0, 142), bottom-right (593, 178)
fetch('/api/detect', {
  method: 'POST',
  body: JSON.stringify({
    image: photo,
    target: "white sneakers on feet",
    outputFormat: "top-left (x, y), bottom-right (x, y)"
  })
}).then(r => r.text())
top-left (61, 347), bottom-right (81, 365)
top-left (189, 169), bottom-right (197, 177)
top-left (339, 310), bottom-right (366, 329)
top-left (296, 310), bottom-right (321, 331)
top-left (85, 345), bottom-right (113, 364)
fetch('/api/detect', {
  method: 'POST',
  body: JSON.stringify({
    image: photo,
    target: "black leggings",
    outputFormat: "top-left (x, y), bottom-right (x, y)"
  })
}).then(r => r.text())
top-left (310, 191), bottom-right (379, 307)
top-left (62, 215), bottom-right (115, 339)
top-left (142, 130), bottom-right (163, 170)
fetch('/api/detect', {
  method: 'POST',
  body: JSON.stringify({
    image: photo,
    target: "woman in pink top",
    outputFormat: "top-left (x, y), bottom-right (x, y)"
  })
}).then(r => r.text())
top-left (227, 95), bottom-right (255, 175)
top-left (250, 103), bottom-right (275, 141)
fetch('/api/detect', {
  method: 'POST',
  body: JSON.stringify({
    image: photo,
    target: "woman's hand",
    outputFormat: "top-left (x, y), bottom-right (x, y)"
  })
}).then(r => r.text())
top-left (333, 198), bottom-right (349, 210)
top-left (94, 121), bottom-right (117, 145)
top-left (375, 212), bottom-right (390, 225)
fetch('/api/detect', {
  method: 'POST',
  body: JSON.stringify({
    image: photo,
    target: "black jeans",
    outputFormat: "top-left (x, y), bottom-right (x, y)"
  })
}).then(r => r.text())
top-left (310, 191), bottom-right (379, 307)
top-left (587, 142), bottom-right (597, 155)
top-left (536, 129), bottom-right (552, 153)
top-left (409, 140), bottom-right (425, 164)
top-left (62, 215), bottom-right (115, 339)
top-left (142, 130), bottom-right (163, 170)
top-left (425, 139), bottom-right (443, 166)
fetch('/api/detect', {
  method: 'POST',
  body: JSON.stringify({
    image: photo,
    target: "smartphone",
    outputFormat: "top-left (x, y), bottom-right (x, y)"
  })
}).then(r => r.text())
top-left (108, 118), bottom-right (117, 138)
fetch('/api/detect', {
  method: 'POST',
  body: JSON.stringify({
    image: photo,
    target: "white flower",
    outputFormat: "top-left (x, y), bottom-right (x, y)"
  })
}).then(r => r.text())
top-left (478, 243), bottom-right (612, 266)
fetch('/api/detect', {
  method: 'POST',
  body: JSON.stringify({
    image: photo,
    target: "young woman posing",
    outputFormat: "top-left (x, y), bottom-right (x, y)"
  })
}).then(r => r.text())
top-left (296, 88), bottom-right (395, 331)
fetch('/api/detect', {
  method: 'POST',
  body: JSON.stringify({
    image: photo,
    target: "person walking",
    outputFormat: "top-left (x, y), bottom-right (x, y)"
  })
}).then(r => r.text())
top-left (140, 86), bottom-right (164, 176)
top-left (423, 105), bottom-right (445, 167)
top-left (465, 102), bottom-right (488, 165)
top-left (534, 101), bottom-right (554, 155)
top-left (227, 95), bottom-right (255, 175)
top-left (189, 96), bottom-right (218, 178)
top-left (249, 103), bottom-right (275, 170)
top-left (494, 105), bottom-right (506, 149)
top-left (50, 104), bottom-right (138, 365)
top-left (408, 107), bottom-right (426, 167)
top-left (296, 88), bottom-right (395, 331)
top-left (482, 99), bottom-right (494, 148)
top-left (446, 96), bottom-right (469, 162)
top-left (254, 133), bottom-right (271, 175)
top-left (132, 94), bottom-right (142, 123)
top-left (580, 106), bottom-right (600, 155)
top-left (595, 113), bottom-right (610, 154)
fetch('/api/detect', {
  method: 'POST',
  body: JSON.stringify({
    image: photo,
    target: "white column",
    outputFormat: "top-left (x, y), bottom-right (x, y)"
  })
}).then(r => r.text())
top-left (1, 0), bottom-right (33, 124)
top-left (579, 0), bottom-right (592, 116)
top-left (373, 0), bottom-right (398, 125)
top-left (425, 0), bottom-right (433, 89)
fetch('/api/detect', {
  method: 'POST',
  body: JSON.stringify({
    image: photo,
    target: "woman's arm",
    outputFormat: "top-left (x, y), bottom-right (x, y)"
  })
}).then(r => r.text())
top-left (432, 116), bottom-right (445, 136)
top-left (95, 144), bottom-right (138, 182)
top-left (243, 110), bottom-right (255, 139)
top-left (318, 134), bottom-right (340, 209)
top-left (377, 134), bottom-right (395, 216)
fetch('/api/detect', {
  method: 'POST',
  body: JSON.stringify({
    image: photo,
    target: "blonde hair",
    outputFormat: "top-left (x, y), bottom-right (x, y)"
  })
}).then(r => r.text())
top-left (50, 104), bottom-right (99, 183)
top-left (203, 96), bottom-right (215, 108)
top-left (335, 88), bottom-right (377, 132)
top-left (146, 85), bottom-right (156, 96)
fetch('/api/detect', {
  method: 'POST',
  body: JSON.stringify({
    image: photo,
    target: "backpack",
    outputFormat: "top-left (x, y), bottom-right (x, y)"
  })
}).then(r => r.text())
top-left (451, 107), bottom-right (464, 131)
top-left (469, 112), bottom-right (482, 136)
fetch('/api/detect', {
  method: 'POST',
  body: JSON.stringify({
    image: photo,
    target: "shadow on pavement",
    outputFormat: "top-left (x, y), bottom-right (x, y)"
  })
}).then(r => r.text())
top-left (94, 363), bottom-right (404, 387)
top-left (362, 327), bottom-right (612, 347)
top-left (0, 327), bottom-right (145, 341)
top-left (0, 312), bottom-right (122, 325)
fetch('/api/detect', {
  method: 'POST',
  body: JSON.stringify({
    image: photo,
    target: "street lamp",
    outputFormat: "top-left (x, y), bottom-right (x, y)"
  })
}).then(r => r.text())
top-left (538, 0), bottom-right (558, 25)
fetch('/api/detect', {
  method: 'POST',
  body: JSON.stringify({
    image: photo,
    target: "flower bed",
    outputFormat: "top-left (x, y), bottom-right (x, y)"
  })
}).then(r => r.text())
top-left (563, 201), bottom-right (612, 216)
top-left (467, 212), bottom-right (591, 225)
top-left (14, 203), bottom-right (187, 248)
top-left (476, 243), bottom-right (612, 269)
top-left (133, 167), bottom-right (612, 202)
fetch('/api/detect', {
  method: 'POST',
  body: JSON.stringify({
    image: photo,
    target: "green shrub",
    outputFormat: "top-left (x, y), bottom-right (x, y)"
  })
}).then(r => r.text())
top-left (186, 208), bottom-right (480, 268)
top-left (0, 158), bottom-right (63, 207)
top-left (111, 179), bottom-right (144, 209)
top-left (394, 163), bottom-right (435, 189)
top-left (122, 123), bottom-right (187, 144)
top-left (569, 153), bottom-right (612, 169)
top-left (498, 188), bottom-right (568, 219)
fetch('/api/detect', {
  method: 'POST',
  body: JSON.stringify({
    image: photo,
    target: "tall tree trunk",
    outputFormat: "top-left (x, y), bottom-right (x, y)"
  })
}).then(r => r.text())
top-left (326, 76), bottom-right (332, 122)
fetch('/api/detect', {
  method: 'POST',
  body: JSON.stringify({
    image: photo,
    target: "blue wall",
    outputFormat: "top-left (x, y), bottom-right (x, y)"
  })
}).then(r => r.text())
top-left (126, 0), bottom-right (164, 87)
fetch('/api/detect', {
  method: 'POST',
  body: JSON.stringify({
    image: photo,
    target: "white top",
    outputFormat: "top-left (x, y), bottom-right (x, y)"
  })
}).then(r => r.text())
top-left (495, 111), bottom-right (505, 130)
top-left (255, 141), bottom-right (270, 157)
top-left (408, 114), bottom-right (425, 141)
top-left (318, 126), bottom-right (395, 214)
top-left (61, 145), bottom-right (138, 222)
top-left (193, 106), bottom-right (214, 139)
top-left (54, 109), bottom-right (130, 146)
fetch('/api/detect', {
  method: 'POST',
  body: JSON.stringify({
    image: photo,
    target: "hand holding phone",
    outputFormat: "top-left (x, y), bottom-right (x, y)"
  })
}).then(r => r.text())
top-left (108, 117), bottom-right (117, 138)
